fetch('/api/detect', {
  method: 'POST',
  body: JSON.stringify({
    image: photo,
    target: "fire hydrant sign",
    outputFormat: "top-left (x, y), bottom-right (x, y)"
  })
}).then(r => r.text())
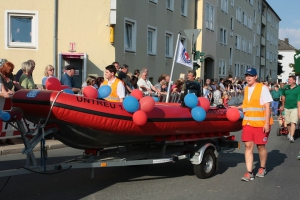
top-left (294, 52), bottom-right (300, 73)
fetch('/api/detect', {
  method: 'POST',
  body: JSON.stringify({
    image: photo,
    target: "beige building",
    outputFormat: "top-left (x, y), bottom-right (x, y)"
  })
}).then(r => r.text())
top-left (0, 0), bottom-right (197, 87)
top-left (196, 0), bottom-right (280, 82)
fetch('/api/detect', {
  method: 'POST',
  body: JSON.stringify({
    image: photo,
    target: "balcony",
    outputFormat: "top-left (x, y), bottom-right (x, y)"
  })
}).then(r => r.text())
top-left (261, 57), bottom-right (265, 66)
top-left (262, 15), bottom-right (266, 26)
top-left (261, 36), bottom-right (265, 46)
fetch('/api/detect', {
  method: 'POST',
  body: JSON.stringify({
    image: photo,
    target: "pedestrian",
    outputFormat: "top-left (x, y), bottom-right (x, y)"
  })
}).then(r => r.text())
top-left (270, 85), bottom-right (281, 116)
top-left (231, 68), bottom-right (273, 181)
top-left (42, 65), bottom-right (56, 89)
top-left (281, 74), bottom-right (300, 143)
top-left (60, 65), bottom-right (81, 93)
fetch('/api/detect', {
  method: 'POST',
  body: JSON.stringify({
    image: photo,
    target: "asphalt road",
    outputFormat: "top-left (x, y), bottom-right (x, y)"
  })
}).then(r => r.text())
top-left (0, 121), bottom-right (299, 200)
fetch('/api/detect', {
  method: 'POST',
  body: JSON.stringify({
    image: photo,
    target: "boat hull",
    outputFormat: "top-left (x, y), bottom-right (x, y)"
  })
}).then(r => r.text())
top-left (11, 90), bottom-right (242, 149)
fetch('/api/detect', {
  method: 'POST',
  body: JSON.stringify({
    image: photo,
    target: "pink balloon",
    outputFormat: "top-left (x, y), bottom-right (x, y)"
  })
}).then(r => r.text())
top-left (139, 96), bottom-right (155, 113)
top-left (133, 110), bottom-right (147, 126)
top-left (226, 108), bottom-right (240, 122)
top-left (83, 86), bottom-right (98, 99)
top-left (197, 97), bottom-right (210, 112)
top-left (61, 85), bottom-right (70, 90)
top-left (46, 77), bottom-right (61, 91)
top-left (131, 89), bottom-right (143, 100)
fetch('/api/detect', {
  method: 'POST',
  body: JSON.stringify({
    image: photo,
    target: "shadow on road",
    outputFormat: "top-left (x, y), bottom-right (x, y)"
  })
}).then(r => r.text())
top-left (216, 149), bottom-right (287, 176)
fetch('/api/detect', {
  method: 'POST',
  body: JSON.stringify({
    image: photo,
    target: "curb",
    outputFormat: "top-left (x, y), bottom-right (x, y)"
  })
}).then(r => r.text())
top-left (0, 142), bottom-right (67, 156)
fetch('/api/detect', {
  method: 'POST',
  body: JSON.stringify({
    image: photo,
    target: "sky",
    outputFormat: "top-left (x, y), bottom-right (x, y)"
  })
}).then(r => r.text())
top-left (266, 0), bottom-right (300, 49)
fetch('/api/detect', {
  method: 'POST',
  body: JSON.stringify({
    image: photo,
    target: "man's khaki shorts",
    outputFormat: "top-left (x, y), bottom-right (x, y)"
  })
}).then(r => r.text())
top-left (285, 108), bottom-right (298, 124)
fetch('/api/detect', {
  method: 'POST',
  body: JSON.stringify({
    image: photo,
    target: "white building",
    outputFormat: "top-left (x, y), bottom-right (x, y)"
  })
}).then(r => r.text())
top-left (278, 38), bottom-right (297, 83)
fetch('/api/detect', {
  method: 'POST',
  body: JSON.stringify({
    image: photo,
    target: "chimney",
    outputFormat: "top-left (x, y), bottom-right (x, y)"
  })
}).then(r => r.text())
top-left (284, 38), bottom-right (289, 44)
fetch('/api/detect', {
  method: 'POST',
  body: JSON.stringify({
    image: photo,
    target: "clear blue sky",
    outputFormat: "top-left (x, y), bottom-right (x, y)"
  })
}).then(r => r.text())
top-left (267, 0), bottom-right (300, 49)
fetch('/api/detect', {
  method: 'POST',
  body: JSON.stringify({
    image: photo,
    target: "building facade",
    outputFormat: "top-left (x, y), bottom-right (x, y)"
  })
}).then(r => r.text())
top-left (278, 38), bottom-right (297, 83)
top-left (0, 0), bottom-right (196, 86)
top-left (197, 0), bottom-right (280, 82)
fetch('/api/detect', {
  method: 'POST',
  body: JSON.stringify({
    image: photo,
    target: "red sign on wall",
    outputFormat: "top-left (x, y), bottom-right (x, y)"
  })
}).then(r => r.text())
top-left (69, 42), bottom-right (76, 52)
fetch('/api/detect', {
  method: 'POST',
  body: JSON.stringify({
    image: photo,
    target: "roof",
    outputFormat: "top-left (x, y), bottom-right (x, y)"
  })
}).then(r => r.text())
top-left (264, 0), bottom-right (281, 21)
top-left (278, 39), bottom-right (297, 51)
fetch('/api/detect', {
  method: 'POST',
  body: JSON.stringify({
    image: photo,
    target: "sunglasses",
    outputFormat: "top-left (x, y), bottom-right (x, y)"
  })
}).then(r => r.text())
top-left (48, 69), bottom-right (54, 71)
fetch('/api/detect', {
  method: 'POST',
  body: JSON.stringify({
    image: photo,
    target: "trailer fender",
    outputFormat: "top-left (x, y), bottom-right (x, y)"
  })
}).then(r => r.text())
top-left (190, 143), bottom-right (218, 165)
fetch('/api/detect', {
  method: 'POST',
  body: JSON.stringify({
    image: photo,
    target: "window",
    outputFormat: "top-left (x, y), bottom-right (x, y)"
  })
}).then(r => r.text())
top-left (248, 40), bottom-right (252, 54)
top-left (180, 36), bottom-right (187, 48)
top-left (229, 47), bottom-right (233, 65)
top-left (243, 11), bottom-right (247, 26)
top-left (236, 6), bottom-right (242, 22)
top-left (235, 35), bottom-right (241, 50)
top-left (256, 45), bottom-right (260, 57)
top-left (258, 2), bottom-right (261, 14)
top-left (266, 50), bottom-right (269, 60)
top-left (235, 63), bottom-right (240, 77)
top-left (249, 0), bottom-right (253, 6)
top-left (181, 0), bottom-right (188, 17)
top-left (205, 3), bottom-right (214, 30)
top-left (5, 10), bottom-right (38, 49)
top-left (124, 18), bottom-right (136, 52)
top-left (231, 0), bottom-right (234, 6)
top-left (147, 26), bottom-right (157, 55)
top-left (219, 59), bottom-right (227, 76)
top-left (149, 0), bottom-right (157, 4)
top-left (248, 16), bottom-right (253, 30)
top-left (256, 24), bottom-right (261, 35)
top-left (221, 0), bottom-right (228, 13)
top-left (220, 27), bottom-right (227, 45)
top-left (254, 10), bottom-right (256, 24)
top-left (230, 17), bottom-right (234, 30)
top-left (165, 32), bottom-right (173, 58)
top-left (242, 37), bottom-right (246, 52)
top-left (166, 0), bottom-right (174, 11)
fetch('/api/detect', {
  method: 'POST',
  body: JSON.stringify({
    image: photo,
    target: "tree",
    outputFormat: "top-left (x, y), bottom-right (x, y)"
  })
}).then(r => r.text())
top-left (289, 49), bottom-right (300, 75)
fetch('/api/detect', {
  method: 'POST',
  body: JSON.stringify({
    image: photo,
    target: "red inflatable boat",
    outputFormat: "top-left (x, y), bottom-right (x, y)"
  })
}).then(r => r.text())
top-left (11, 90), bottom-right (242, 149)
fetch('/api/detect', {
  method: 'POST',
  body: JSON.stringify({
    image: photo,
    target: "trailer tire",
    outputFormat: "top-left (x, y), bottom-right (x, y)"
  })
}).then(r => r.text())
top-left (193, 148), bottom-right (216, 179)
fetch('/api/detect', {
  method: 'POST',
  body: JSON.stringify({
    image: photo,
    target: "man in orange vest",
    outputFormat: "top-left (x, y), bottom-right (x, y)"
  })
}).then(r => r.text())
top-left (101, 65), bottom-right (125, 102)
top-left (232, 68), bottom-right (273, 181)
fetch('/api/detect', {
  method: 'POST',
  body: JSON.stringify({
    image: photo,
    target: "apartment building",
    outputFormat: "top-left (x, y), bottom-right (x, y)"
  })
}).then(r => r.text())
top-left (0, 0), bottom-right (196, 86)
top-left (278, 38), bottom-right (297, 83)
top-left (197, 0), bottom-right (280, 82)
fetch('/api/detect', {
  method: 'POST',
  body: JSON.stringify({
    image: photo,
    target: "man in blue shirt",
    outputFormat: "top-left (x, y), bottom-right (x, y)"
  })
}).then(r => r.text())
top-left (60, 65), bottom-right (81, 93)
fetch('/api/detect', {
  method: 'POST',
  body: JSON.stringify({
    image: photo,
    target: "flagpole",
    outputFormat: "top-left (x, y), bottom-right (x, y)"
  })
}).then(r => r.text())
top-left (166, 32), bottom-right (181, 103)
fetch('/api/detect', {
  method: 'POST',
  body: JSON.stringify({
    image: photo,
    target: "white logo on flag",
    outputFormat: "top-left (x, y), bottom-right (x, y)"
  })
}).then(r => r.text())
top-left (176, 42), bottom-right (193, 69)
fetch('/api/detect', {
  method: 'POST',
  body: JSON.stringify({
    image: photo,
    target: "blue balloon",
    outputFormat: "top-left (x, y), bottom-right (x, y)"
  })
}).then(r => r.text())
top-left (123, 96), bottom-right (139, 113)
top-left (153, 97), bottom-right (159, 102)
top-left (239, 110), bottom-right (244, 119)
top-left (184, 93), bottom-right (198, 108)
top-left (98, 85), bottom-right (112, 99)
top-left (191, 106), bottom-right (206, 122)
top-left (63, 89), bottom-right (74, 94)
top-left (0, 111), bottom-right (10, 121)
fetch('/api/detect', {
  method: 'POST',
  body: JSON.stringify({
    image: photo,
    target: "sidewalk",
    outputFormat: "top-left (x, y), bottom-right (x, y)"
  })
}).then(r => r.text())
top-left (0, 138), bottom-right (66, 156)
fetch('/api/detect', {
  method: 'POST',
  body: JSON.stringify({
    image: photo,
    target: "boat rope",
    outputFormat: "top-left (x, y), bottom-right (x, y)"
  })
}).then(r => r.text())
top-left (43, 90), bottom-right (63, 128)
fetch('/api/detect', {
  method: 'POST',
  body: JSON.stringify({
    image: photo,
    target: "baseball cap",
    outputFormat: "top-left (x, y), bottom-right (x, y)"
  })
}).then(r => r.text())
top-left (65, 65), bottom-right (75, 70)
top-left (245, 68), bottom-right (257, 76)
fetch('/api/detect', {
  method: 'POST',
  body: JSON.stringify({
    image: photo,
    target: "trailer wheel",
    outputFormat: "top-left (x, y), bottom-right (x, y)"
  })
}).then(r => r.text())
top-left (193, 149), bottom-right (216, 179)
top-left (277, 128), bottom-right (281, 136)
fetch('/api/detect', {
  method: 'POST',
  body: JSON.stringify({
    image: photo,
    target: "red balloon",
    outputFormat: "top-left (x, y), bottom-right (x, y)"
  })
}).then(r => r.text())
top-left (131, 89), bottom-right (143, 100)
top-left (46, 77), bottom-right (61, 91)
top-left (226, 108), bottom-right (240, 122)
top-left (139, 96), bottom-right (155, 113)
top-left (198, 97), bottom-right (210, 112)
top-left (83, 86), bottom-right (98, 99)
top-left (133, 110), bottom-right (147, 126)
top-left (61, 85), bottom-right (70, 90)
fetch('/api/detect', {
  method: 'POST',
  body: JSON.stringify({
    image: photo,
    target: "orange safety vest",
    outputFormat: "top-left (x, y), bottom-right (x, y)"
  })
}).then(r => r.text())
top-left (102, 78), bottom-right (121, 102)
top-left (242, 83), bottom-right (273, 127)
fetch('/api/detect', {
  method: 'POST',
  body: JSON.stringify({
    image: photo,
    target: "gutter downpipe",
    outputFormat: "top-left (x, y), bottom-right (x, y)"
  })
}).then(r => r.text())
top-left (53, 0), bottom-right (58, 75)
